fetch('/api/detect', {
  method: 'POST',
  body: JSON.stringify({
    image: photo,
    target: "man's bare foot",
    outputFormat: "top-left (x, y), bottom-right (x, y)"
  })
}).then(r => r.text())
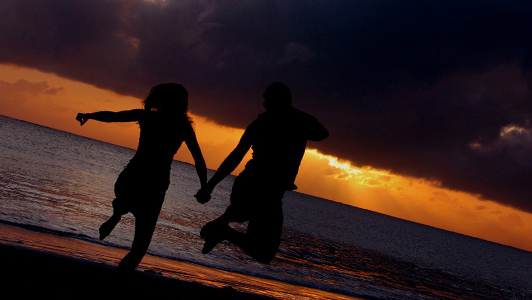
top-left (200, 221), bottom-right (228, 254)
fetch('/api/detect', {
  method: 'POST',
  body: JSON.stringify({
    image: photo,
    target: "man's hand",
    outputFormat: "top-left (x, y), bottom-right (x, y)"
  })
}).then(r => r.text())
top-left (195, 187), bottom-right (212, 204)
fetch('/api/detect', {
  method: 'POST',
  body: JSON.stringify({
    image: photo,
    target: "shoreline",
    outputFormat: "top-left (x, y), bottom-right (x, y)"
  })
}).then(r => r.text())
top-left (0, 242), bottom-right (273, 300)
top-left (0, 223), bottom-right (362, 300)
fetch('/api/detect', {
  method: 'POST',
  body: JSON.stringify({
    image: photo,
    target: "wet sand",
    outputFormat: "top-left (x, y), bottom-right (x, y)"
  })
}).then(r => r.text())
top-left (0, 243), bottom-right (274, 300)
top-left (0, 223), bottom-right (360, 300)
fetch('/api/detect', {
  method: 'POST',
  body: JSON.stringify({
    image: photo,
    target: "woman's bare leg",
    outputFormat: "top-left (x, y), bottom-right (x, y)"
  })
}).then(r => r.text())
top-left (117, 211), bottom-right (159, 271)
top-left (99, 214), bottom-right (121, 240)
top-left (99, 197), bottom-right (129, 240)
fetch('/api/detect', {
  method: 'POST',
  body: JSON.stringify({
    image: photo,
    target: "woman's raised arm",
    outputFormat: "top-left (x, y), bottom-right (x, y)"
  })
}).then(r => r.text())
top-left (76, 109), bottom-right (145, 126)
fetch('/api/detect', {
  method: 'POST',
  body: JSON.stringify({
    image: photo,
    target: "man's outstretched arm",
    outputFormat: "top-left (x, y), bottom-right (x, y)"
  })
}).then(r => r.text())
top-left (195, 127), bottom-right (252, 202)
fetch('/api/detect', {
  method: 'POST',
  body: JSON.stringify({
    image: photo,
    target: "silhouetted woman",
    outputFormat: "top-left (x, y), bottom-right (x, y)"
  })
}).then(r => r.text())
top-left (76, 83), bottom-right (207, 271)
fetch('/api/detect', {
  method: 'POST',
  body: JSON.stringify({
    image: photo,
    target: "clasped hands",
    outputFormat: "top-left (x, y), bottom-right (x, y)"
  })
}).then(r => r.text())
top-left (195, 186), bottom-right (212, 204)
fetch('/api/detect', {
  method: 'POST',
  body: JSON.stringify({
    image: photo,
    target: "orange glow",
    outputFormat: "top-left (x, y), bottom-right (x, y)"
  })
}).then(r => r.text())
top-left (0, 64), bottom-right (251, 172)
top-left (1, 63), bottom-right (532, 252)
top-left (297, 150), bottom-right (532, 251)
top-left (173, 116), bottom-right (252, 174)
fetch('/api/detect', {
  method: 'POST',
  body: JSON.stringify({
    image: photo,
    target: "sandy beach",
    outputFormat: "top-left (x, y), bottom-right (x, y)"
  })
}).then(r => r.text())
top-left (1, 243), bottom-right (270, 300)
top-left (0, 223), bottom-right (360, 300)
top-left (0, 235), bottom-right (270, 299)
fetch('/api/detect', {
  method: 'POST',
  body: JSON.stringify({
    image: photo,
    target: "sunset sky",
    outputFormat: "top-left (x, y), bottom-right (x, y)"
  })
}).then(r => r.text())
top-left (1, 0), bottom-right (532, 251)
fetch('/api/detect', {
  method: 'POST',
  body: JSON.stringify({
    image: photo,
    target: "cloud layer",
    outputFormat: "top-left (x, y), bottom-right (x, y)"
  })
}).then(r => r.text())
top-left (1, 0), bottom-right (532, 211)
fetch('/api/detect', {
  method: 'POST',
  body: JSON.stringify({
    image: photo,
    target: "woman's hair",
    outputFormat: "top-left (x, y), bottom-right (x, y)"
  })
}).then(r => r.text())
top-left (143, 83), bottom-right (190, 121)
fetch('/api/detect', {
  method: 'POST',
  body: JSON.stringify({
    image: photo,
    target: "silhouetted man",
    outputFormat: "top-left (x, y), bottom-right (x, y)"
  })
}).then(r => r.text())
top-left (196, 82), bottom-right (329, 263)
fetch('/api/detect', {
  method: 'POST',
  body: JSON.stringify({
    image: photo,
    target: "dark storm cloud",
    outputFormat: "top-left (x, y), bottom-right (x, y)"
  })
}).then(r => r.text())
top-left (1, 0), bottom-right (532, 211)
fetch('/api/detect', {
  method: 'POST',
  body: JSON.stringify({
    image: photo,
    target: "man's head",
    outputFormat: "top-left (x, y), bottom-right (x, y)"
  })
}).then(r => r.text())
top-left (263, 82), bottom-right (292, 111)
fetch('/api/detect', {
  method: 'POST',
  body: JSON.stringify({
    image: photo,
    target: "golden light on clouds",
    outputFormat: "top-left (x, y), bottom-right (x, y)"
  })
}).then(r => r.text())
top-left (298, 149), bottom-right (532, 251)
top-left (1, 63), bottom-right (532, 252)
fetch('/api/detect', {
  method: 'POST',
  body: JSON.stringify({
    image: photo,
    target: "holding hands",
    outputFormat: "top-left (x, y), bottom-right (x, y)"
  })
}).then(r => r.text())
top-left (195, 186), bottom-right (212, 204)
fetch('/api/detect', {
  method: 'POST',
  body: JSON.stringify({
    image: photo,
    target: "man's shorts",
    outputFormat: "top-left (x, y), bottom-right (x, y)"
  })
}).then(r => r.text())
top-left (227, 174), bottom-right (285, 222)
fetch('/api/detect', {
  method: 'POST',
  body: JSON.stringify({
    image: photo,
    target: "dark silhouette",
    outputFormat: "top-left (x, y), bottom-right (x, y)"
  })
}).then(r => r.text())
top-left (196, 82), bottom-right (329, 264)
top-left (76, 83), bottom-right (207, 271)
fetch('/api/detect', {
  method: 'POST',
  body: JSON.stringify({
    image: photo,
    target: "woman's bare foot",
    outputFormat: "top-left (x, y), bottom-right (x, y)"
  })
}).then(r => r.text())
top-left (99, 215), bottom-right (121, 240)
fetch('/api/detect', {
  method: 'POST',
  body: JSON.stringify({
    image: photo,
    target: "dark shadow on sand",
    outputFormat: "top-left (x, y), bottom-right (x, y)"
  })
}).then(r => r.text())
top-left (0, 242), bottom-right (274, 300)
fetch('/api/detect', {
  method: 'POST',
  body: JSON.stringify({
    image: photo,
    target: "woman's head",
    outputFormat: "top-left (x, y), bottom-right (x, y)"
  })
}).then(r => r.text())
top-left (143, 83), bottom-right (189, 115)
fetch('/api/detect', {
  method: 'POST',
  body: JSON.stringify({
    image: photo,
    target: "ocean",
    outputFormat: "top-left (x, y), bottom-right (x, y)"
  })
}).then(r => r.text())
top-left (0, 114), bottom-right (530, 299)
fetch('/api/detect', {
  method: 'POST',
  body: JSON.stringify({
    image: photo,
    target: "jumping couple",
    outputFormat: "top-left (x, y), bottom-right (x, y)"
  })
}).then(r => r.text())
top-left (76, 82), bottom-right (329, 271)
